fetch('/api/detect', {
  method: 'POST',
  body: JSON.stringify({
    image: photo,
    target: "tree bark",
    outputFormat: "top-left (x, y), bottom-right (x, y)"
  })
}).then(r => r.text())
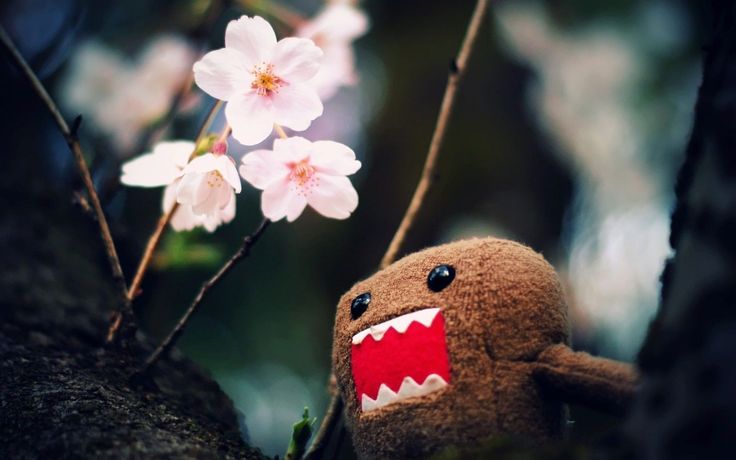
top-left (0, 157), bottom-right (267, 459)
top-left (623, 1), bottom-right (736, 459)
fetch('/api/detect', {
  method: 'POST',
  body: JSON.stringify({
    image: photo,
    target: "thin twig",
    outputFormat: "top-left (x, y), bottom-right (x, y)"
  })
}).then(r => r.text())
top-left (0, 26), bottom-right (130, 300)
top-left (106, 100), bottom-right (224, 342)
top-left (305, 2), bottom-right (490, 458)
top-left (140, 218), bottom-right (271, 373)
top-left (380, 0), bottom-right (489, 269)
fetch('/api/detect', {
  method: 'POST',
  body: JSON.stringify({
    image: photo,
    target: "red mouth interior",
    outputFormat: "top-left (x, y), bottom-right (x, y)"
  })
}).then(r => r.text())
top-left (351, 310), bottom-right (451, 404)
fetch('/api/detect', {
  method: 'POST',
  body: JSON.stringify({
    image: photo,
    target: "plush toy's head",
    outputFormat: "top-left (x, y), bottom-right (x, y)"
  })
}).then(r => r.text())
top-left (332, 238), bottom-right (571, 459)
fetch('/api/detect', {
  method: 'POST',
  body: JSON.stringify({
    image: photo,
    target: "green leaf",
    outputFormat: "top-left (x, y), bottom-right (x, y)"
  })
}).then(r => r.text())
top-left (284, 407), bottom-right (317, 460)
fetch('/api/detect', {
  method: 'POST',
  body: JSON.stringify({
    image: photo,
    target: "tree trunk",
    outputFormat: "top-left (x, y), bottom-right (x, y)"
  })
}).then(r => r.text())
top-left (623, 1), bottom-right (736, 459)
top-left (0, 151), bottom-right (267, 458)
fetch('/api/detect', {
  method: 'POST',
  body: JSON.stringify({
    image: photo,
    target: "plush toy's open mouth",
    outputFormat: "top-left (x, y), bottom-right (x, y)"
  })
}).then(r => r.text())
top-left (350, 308), bottom-right (451, 413)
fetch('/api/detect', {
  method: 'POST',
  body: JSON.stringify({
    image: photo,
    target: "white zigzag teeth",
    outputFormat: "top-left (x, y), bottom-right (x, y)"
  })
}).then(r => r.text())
top-left (360, 374), bottom-right (448, 412)
top-left (351, 307), bottom-right (441, 345)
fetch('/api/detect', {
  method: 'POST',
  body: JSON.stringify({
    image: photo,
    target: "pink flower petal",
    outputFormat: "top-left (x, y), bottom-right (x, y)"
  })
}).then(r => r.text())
top-left (203, 191), bottom-right (237, 232)
top-left (311, 141), bottom-right (361, 176)
top-left (215, 184), bottom-right (233, 209)
top-left (226, 94), bottom-right (275, 146)
top-left (271, 83), bottom-right (323, 131)
top-left (225, 16), bottom-right (276, 66)
top-left (193, 48), bottom-right (251, 101)
top-left (239, 149), bottom-right (289, 190)
top-left (261, 177), bottom-right (306, 221)
top-left (192, 186), bottom-right (221, 215)
top-left (286, 195), bottom-right (308, 222)
top-left (306, 174), bottom-right (358, 219)
top-left (271, 37), bottom-right (323, 82)
top-left (272, 136), bottom-right (312, 163)
top-left (162, 181), bottom-right (178, 211)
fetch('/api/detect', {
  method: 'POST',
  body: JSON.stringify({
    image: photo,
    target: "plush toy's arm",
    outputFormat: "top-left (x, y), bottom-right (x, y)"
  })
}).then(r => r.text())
top-left (532, 344), bottom-right (638, 415)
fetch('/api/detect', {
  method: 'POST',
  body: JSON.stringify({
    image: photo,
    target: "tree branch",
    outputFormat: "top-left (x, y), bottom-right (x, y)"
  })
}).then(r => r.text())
top-left (306, 1), bottom-right (491, 458)
top-left (140, 218), bottom-right (271, 373)
top-left (106, 100), bottom-right (224, 343)
top-left (380, 0), bottom-right (490, 269)
top-left (0, 26), bottom-right (129, 307)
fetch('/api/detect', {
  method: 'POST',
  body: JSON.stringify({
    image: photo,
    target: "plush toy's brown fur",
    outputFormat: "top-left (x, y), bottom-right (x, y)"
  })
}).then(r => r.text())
top-left (332, 238), bottom-right (637, 459)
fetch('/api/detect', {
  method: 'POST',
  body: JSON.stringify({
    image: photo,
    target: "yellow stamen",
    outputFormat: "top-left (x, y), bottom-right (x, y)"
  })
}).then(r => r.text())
top-left (251, 63), bottom-right (282, 96)
top-left (289, 159), bottom-right (315, 186)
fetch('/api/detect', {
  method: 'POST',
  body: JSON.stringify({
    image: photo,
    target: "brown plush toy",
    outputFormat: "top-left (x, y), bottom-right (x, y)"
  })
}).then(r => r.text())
top-left (332, 238), bottom-right (637, 459)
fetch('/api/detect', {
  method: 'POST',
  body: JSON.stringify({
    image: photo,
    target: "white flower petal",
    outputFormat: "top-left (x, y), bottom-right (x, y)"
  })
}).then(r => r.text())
top-left (176, 172), bottom-right (209, 207)
top-left (170, 204), bottom-right (202, 232)
top-left (310, 141), bottom-right (361, 176)
top-left (192, 185), bottom-right (221, 215)
top-left (202, 191), bottom-right (237, 232)
top-left (182, 153), bottom-right (219, 174)
top-left (273, 136), bottom-right (313, 163)
top-left (162, 181), bottom-right (178, 211)
top-left (298, 4), bottom-right (369, 44)
top-left (239, 149), bottom-right (289, 190)
top-left (271, 83), bottom-right (323, 131)
top-left (165, 181), bottom-right (201, 231)
top-left (158, 141), bottom-right (196, 169)
top-left (216, 184), bottom-right (233, 209)
top-left (225, 16), bottom-right (276, 66)
top-left (308, 44), bottom-right (355, 99)
top-left (286, 195), bottom-right (308, 222)
top-left (193, 48), bottom-right (251, 101)
top-left (306, 174), bottom-right (358, 219)
top-left (225, 94), bottom-right (275, 146)
top-left (121, 141), bottom-right (193, 187)
top-left (214, 155), bottom-right (242, 193)
top-left (261, 177), bottom-right (303, 221)
top-left (271, 37), bottom-right (323, 82)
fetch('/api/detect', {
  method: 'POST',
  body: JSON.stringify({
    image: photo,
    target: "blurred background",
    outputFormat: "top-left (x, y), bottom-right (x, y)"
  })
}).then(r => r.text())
top-left (0, 0), bottom-right (700, 456)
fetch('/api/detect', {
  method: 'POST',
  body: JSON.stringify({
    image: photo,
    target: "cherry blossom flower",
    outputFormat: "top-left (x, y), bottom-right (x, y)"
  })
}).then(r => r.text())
top-left (163, 181), bottom-right (236, 232)
top-left (193, 16), bottom-right (324, 146)
top-left (239, 136), bottom-right (360, 222)
top-left (176, 150), bottom-right (242, 216)
top-left (298, 3), bottom-right (369, 100)
top-left (62, 36), bottom-right (198, 153)
top-left (120, 140), bottom-right (238, 232)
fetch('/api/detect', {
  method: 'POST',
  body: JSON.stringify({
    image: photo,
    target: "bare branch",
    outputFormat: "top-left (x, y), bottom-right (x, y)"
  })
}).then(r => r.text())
top-left (380, 0), bottom-right (490, 269)
top-left (139, 218), bottom-right (271, 373)
top-left (106, 100), bottom-right (224, 343)
top-left (0, 26), bottom-right (129, 303)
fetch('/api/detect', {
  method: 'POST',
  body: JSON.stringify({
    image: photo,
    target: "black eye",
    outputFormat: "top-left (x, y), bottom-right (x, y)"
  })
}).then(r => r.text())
top-left (427, 265), bottom-right (455, 292)
top-left (351, 292), bottom-right (371, 320)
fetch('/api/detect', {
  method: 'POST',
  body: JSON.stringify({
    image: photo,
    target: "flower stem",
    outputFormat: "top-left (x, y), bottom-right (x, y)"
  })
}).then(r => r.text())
top-left (274, 123), bottom-right (289, 139)
top-left (0, 25), bottom-right (132, 320)
top-left (305, 1), bottom-right (491, 458)
top-left (106, 100), bottom-right (224, 343)
top-left (139, 218), bottom-right (272, 373)
top-left (217, 123), bottom-right (232, 143)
